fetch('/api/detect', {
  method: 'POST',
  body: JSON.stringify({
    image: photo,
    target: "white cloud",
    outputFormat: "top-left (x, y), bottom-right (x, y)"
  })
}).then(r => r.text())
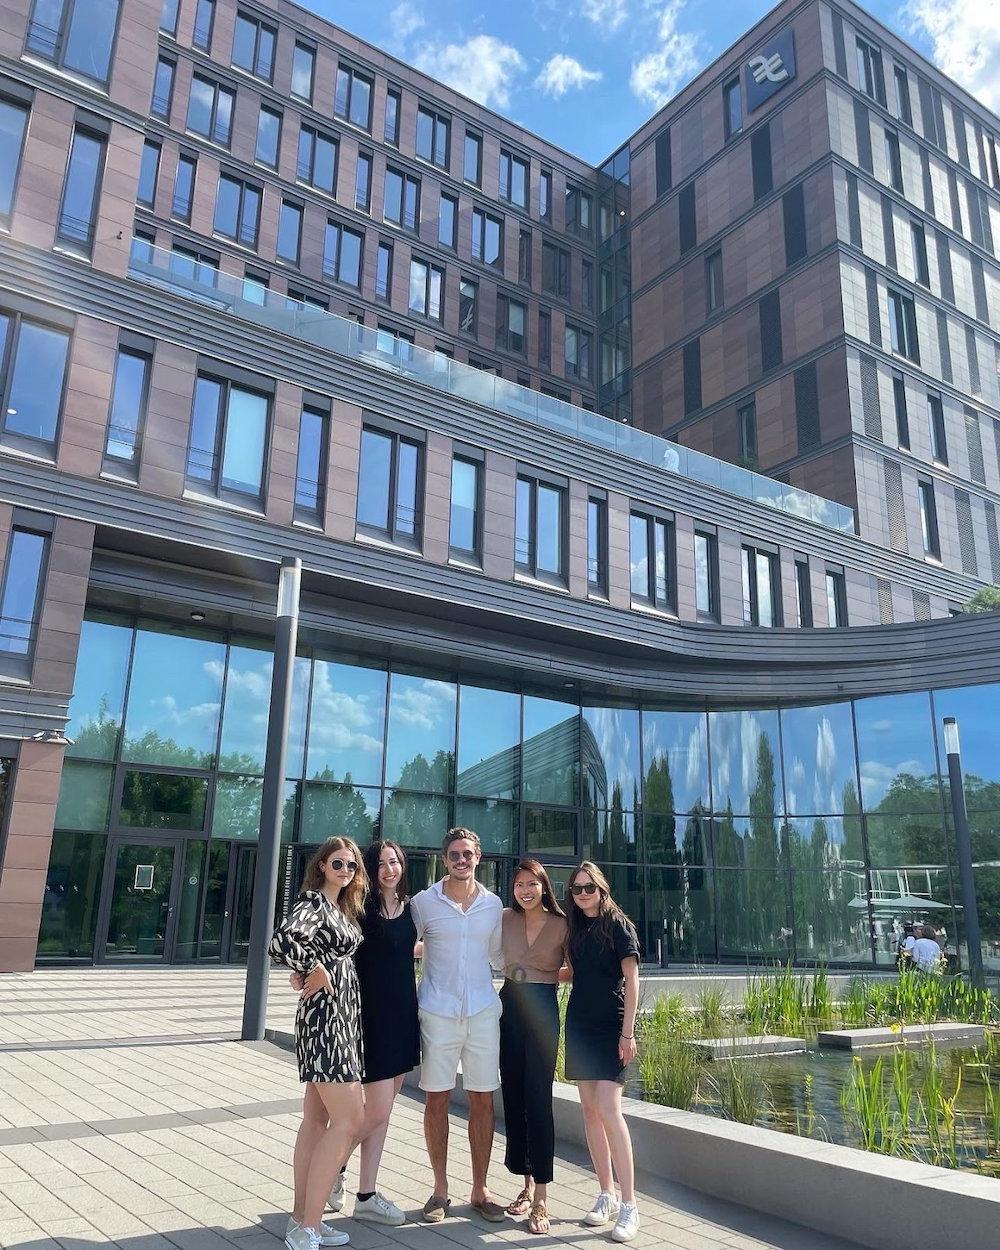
top-left (389, 0), bottom-right (425, 42)
top-left (536, 53), bottom-right (603, 98)
top-left (412, 34), bottom-right (526, 110)
top-left (630, 0), bottom-right (701, 110)
top-left (582, 0), bottom-right (628, 32)
top-left (907, 0), bottom-right (1000, 111)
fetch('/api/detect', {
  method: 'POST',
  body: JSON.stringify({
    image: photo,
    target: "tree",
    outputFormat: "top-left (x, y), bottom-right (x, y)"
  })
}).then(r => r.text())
top-left (965, 585), bottom-right (1000, 614)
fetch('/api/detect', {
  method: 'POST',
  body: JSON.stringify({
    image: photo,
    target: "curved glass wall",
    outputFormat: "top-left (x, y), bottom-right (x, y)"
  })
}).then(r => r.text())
top-left (42, 611), bottom-right (1000, 968)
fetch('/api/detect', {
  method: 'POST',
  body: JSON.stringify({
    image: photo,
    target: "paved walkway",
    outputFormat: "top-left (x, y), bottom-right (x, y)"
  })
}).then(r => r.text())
top-left (0, 968), bottom-right (865, 1250)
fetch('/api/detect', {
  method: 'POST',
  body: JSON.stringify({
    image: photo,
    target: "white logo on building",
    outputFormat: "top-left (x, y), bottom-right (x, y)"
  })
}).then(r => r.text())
top-left (748, 52), bottom-right (788, 85)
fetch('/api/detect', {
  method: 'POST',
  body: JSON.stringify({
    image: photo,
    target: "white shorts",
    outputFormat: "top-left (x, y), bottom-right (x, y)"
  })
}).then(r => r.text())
top-left (419, 1003), bottom-right (501, 1093)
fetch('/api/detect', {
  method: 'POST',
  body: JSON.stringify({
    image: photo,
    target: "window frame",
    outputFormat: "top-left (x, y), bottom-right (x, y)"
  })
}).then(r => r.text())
top-left (293, 400), bottom-right (330, 525)
top-left (723, 76), bottom-right (742, 140)
top-left (255, 103), bottom-right (282, 170)
top-left (383, 166), bottom-right (420, 232)
top-left (185, 369), bottom-right (272, 508)
top-left (737, 398), bottom-right (758, 467)
top-left (587, 492), bottom-right (608, 596)
top-left (231, 9), bottom-right (277, 83)
top-left (885, 127), bottom-right (903, 192)
top-left (354, 149), bottom-right (372, 213)
top-left (356, 420), bottom-right (425, 550)
top-left (825, 567), bottom-right (848, 626)
top-left (335, 64), bottom-right (374, 131)
top-left (192, 0), bottom-right (216, 51)
top-left (449, 449), bottom-right (483, 562)
top-left (464, 130), bottom-right (482, 185)
top-left (296, 124), bottom-right (338, 196)
top-left (927, 391), bottom-right (948, 464)
top-left (564, 323), bottom-right (591, 379)
top-left (137, 138), bottom-right (161, 209)
top-left (541, 240), bottom-right (570, 299)
top-left (629, 508), bottom-right (676, 613)
top-left (694, 528), bottom-right (719, 620)
top-left (910, 218), bottom-right (930, 287)
top-left (0, 518), bottom-right (51, 678)
top-left (26, 0), bottom-right (121, 86)
top-left (439, 192), bottom-right (458, 250)
top-left (375, 239), bottom-right (393, 302)
top-left (276, 198), bottom-right (303, 264)
top-left (515, 469), bottom-right (568, 587)
top-left (322, 218), bottom-right (364, 289)
top-left (291, 41), bottom-right (316, 104)
top-left (408, 256), bottom-right (444, 321)
top-left (918, 477), bottom-right (940, 558)
top-left (856, 36), bottom-right (886, 106)
top-left (705, 248), bottom-right (723, 315)
top-left (151, 55), bottom-right (176, 121)
top-left (172, 151), bottom-right (197, 221)
top-left (187, 74), bottom-right (236, 148)
top-left (894, 63), bottom-right (912, 126)
top-left (888, 287), bottom-right (920, 362)
top-left (102, 336), bottom-right (153, 474)
top-left (892, 370), bottom-right (910, 448)
top-left (794, 558), bottom-right (813, 628)
top-left (0, 93), bottom-right (31, 228)
top-left (741, 543), bottom-right (782, 627)
top-left (416, 104), bottom-right (451, 170)
top-left (539, 168), bottom-right (552, 220)
top-left (0, 307), bottom-right (72, 458)
top-left (499, 149), bottom-right (529, 208)
top-left (472, 207), bottom-right (504, 268)
top-left (213, 170), bottom-right (262, 248)
top-left (56, 122), bottom-right (106, 257)
top-left (459, 277), bottom-right (478, 337)
top-left (384, 87), bottom-right (402, 147)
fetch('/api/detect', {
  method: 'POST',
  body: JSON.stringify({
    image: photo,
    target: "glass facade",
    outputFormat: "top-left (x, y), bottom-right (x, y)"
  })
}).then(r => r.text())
top-left (39, 610), bottom-right (1000, 969)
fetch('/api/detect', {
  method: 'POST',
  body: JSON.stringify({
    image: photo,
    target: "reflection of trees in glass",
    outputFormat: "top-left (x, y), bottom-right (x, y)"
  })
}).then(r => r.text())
top-left (120, 771), bottom-right (208, 831)
top-left (301, 777), bottom-right (378, 843)
top-left (68, 694), bottom-right (121, 760)
top-left (387, 749), bottom-right (454, 795)
top-left (212, 775), bottom-right (263, 840)
top-left (382, 791), bottom-right (449, 847)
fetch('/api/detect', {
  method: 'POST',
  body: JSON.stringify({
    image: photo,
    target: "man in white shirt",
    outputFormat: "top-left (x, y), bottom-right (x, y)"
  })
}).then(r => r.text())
top-left (409, 827), bottom-right (504, 1225)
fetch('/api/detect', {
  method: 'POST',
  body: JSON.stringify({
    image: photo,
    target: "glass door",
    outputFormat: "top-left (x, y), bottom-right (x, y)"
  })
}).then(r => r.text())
top-left (97, 837), bottom-right (183, 961)
top-left (226, 845), bottom-right (256, 964)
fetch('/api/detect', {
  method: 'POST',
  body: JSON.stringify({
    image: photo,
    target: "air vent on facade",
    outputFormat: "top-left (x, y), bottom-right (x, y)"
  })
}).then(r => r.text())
top-left (965, 408), bottom-right (986, 483)
top-left (985, 501), bottom-right (1000, 584)
top-left (966, 326), bottom-right (981, 394)
top-left (860, 354), bottom-right (882, 440)
top-left (847, 173), bottom-right (862, 246)
top-left (935, 230), bottom-right (954, 303)
top-left (912, 589), bottom-right (932, 620)
top-left (877, 578), bottom-right (894, 624)
top-left (884, 459), bottom-right (908, 552)
top-left (794, 363), bottom-right (820, 451)
top-left (954, 488), bottom-right (978, 576)
top-left (937, 310), bottom-right (953, 382)
top-left (865, 268), bottom-right (882, 347)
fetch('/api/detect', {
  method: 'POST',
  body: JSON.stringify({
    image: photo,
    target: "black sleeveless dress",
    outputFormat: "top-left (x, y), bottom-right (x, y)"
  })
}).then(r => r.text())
top-left (355, 902), bottom-right (420, 1084)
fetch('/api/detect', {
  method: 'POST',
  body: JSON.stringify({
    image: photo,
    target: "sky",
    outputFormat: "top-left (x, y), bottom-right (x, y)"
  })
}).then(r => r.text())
top-left (295, 0), bottom-right (1000, 163)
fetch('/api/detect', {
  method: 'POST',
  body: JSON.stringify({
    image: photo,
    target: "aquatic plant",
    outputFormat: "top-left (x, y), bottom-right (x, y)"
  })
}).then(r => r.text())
top-left (696, 984), bottom-right (727, 1038)
top-left (707, 1055), bottom-right (773, 1125)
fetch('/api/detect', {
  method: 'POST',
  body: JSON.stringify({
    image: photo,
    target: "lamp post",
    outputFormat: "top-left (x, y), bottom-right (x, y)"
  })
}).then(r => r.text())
top-left (942, 716), bottom-right (985, 990)
top-left (241, 557), bottom-right (302, 1041)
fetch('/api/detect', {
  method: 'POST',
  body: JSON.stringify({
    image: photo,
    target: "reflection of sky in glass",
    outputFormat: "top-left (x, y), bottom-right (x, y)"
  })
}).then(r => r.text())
top-left (932, 684), bottom-right (1000, 800)
top-left (785, 816), bottom-right (858, 868)
top-left (781, 702), bottom-right (858, 816)
top-left (709, 709), bottom-right (781, 815)
top-left (219, 643), bottom-right (271, 772)
top-left (457, 685), bottom-right (519, 798)
top-left (582, 706), bottom-right (640, 809)
top-left (854, 692), bottom-right (935, 809)
top-left (642, 711), bottom-right (709, 813)
top-left (523, 694), bottom-right (578, 805)
top-left (285, 656), bottom-right (311, 780)
top-left (307, 658), bottom-right (387, 785)
top-left (66, 619), bottom-right (132, 759)
top-left (385, 674), bottom-right (456, 788)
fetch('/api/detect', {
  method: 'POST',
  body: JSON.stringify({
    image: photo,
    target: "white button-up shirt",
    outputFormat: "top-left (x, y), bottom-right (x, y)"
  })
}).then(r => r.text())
top-left (410, 879), bottom-right (503, 1018)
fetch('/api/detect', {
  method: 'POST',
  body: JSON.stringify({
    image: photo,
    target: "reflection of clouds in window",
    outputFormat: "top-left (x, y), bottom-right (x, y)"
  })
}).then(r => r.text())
top-left (583, 707), bottom-right (638, 803)
top-left (307, 661), bottom-right (386, 780)
top-left (390, 677), bottom-right (454, 729)
top-left (860, 758), bottom-right (924, 807)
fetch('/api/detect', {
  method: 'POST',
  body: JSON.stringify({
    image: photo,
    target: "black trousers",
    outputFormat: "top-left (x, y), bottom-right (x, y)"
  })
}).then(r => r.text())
top-left (499, 979), bottom-right (559, 1185)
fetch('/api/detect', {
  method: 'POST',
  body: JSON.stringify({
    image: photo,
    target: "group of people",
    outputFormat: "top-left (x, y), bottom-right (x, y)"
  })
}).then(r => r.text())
top-left (897, 921), bottom-right (945, 972)
top-left (268, 827), bottom-right (642, 1250)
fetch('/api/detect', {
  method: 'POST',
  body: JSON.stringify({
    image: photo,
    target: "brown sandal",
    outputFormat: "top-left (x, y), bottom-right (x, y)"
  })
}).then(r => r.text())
top-left (527, 1200), bottom-right (549, 1234)
top-left (506, 1187), bottom-right (533, 1216)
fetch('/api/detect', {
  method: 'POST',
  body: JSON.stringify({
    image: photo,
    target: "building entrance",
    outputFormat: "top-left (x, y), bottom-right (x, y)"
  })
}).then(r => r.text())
top-left (97, 836), bottom-right (184, 961)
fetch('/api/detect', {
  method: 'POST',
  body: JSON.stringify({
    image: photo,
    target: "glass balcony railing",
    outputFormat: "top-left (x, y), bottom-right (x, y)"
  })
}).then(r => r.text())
top-left (127, 241), bottom-right (856, 534)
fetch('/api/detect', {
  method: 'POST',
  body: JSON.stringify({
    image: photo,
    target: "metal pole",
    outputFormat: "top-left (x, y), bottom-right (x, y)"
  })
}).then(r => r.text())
top-left (242, 557), bottom-right (302, 1041)
top-left (943, 716), bottom-right (985, 990)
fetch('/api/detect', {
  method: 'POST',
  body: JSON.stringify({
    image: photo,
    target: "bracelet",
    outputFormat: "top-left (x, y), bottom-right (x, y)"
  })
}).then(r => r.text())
top-left (620, 1033), bottom-right (634, 1040)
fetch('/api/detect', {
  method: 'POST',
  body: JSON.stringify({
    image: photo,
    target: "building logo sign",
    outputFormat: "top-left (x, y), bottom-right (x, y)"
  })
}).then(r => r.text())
top-left (745, 28), bottom-right (796, 111)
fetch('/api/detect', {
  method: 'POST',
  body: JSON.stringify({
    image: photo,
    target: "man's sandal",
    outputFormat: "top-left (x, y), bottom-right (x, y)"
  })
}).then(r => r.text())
top-left (528, 1200), bottom-right (550, 1234)
top-left (471, 1199), bottom-right (507, 1223)
top-left (421, 1194), bottom-right (450, 1223)
top-left (506, 1187), bottom-right (533, 1216)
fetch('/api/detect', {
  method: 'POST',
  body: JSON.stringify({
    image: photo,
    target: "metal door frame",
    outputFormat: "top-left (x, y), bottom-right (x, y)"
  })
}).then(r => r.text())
top-left (94, 833), bottom-right (186, 963)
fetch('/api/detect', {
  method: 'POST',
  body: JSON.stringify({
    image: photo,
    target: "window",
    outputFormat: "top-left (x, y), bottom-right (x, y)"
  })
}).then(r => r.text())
top-left (439, 193), bottom-right (457, 249)
top-left (276, 199), bottom-right (303, 263)
top-left (375, 240), bottom-right (393, 300)
top-left (417, 105), bottom-right (450, 168)
top-left (335, 65), bottom-right (373, 130)
top-left (27, 0), bottom-right (120, 84)
top-left (409, 258), bottom-right (443, 320)
top-left (751, 124), bottom-right (772, 201)
top-left (496, 294), bottom-right (526, 354)
top-left (450, 455), bottom-right (481, 558)
top-left (0, 97), bottom-right (29, 225)
top-left (825, 569), bottom-right (848, 626)
top-left (294, 404), bottom-right (328, 522)
top-left (678, 182), bottom-right (696, 254)
top-left (291, 42), bottom-right (316, 103)
top-left (0, 313), bottom-right (68, 456)
top-left (683, 339), bottom-right (701, 413)
top-left (171, 243), bottom-right (218, 287)
top-left (137, 139), bottom-right (160, 208)
top-left (538, 309), bottom-right (551, 366)
top-left (759, 290), bottom-right (782, 372)
top-left (187, 76), bottom-right (235, 147)
top-left (242, 269), bottom-right (267, 304)
top-left (472, 209), bottom-right (503, 267)
top-left (213, 173), bottom-right (261, 247)
top-left (587, 495), bottom-right (607, 594)
top-left (186, 373), bottom-right (269, 503)
top-left (695, 530), bottom-right (718, 618)
top-left (630, 511), bottom-right (675, 611)
top-left (57, 125), bottom-right (105, 255)
top-left (565, 185), bottom-right (592, 235)
top-left (296, 126), bottom-right (337, 195)
top-left (928, 392), bottom-right (947, 463)
top-left (894, 64), bottom-right (912, 125)
top-left (738, 399), bottom-right (757, 466)
top-left (723, 77), bottom-right (742, 139)
top-left (287, 287), bottom-right (327, 312)
top-left (918, 478), bottom-right (940, 557)
top-left (516, 473), bottom-right (566, 583)
top-left (565, 325), bottom-right (591, 378)
top-left (192, 0), bottom-right (215, 50)
top-left (232, 11), bottom-right (275, 80)
top-left (464, 131), bottom-right (482, 185)
top-left (357, 424), bottom-right (422, 546)
top-left (172, 153), bottom-right (196, 220)
top-left (355, 151), bottom-right (372, 212)
top-left (795, 559), bottom-right (813, 627)
top-left (384, 168), bottom-right (420, 231)
top-left (705, 249), bottom-right (723, 313)
top-left (151, 56), bottom-right (175, 120)
top-left (741, 545), bottom-right (781, 626)
top-left (160, 0), bottom-right (178, 34)
top-left (539, 168), bottom-right (552, 219)
top-left (322, 220), bottom-right (363, 288)
top-left (892, 371), bottom-right (910, 448)
top-left (856, 37), bottom-right (886, 106)
top-left (104, 342), bottom-right (150, 468)
top-left (888, 288), bottom-right (919, 361)
top-left (655, 129), bottom-right (671, 196)
top-left (500, 150), bottom-right (529, 207)
top-left (581, 259), bottom-right (593, 311)
top-left (255, 105), bottom-right (281, 168)
top-left (0, 525), bottom-right (49, 667)
top-left (541, 241), bottom-right (570, 297)
top-left (783, 184), bottom-right (807, 266)
top-left (459, 278), bottom-right (478, 335)
top-left (885, 128), bottom-right (903, 192)
top-left (911, 219), bottom-right (929, 287)
top-left (384, 87), bottom-right (401, 146)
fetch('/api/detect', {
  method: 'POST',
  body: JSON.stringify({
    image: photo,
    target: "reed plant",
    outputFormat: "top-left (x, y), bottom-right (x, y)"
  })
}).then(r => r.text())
top-left (840, 1056), bottom-right (905, 1155)
top-left (696, 984), bottom-right (728, 1038)
top-left (638, 1031), bottom-right (703, 1110)
top-left (706, 1056), bottom-right (773, 1125)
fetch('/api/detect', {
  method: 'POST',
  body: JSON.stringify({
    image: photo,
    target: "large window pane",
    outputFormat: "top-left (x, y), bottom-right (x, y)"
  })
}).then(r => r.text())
top-left (122, 627), bottom-right (225, 768)
top-left (307, 657), bottom-right (387, 785)
top-left (5, 322), bottom-right (69, 445)
top-left (356, 428), bottom-right (392, 531)
top-left (456, 685), bottom-right (519, 799)
top-left (0, 529), bottom-right (46, 655)
top-left (285, 655), bottom-right (311, 779)
top-left (211, 775), bottom-right (263, 839)
top-left (119, 769), bottom-right (208, 831)
top-left (0, 99), bottom-right (29, 221)
top-left (642, 710), bottom-right (709, 814)
top-left (385, 673), bottom-right (455, 791)
top-left (65, 617), bottom-right (132, 759)
top-left (932, 684), bottom-right (1000, 811)
top-left (712, 813), bottom-right (782, 869)
top-left (865, 813), bottom-right (946, 865)
top-left (646, 864), bottom-right (714, 961)
top-left (58, 128), bottom-right (103, 248)
top-left (583, 808), bottom-right (638, 863)
top-left (645, 811), bottom-right (708, 865)
top-left (218, 641), bottom-right (271, 772)
top-left (536, 483), bottom-right (563, 576)
top-left (38, 831), bottom-right (107, 959)
top-left (301, 782), bottom-right (380, 843)
top-left (522, 695), bottom-right (578, 805)
top-left (780, 701), bottom-right (860, 815)
top-left (525, 807), bottom-right (577, 856)
top-left (382, 790), bottom-right (450, 847)
top-left (714, 868), bottom-right (791, 958)
top-left (581, 706), bottom-right (640, 811)
top-left (220, 387), bottom-right (267, 497)
top-left (791, 870), bottom-right (872, 963)
top-left (54, 761), bottom-right (113, 831)
top-left (174, 839), bottom-right (207, 961)
top-left (450, 457), bottom-right (478, 554)
top-left (455, 797), bottom-right (515, 854)
top-left (786, 815), bottom-right (865, 869)
top-left (63, 0), bottom-right (119, 82)
top-left (709, 709), bottom-right (782, 815)
top-left (855, 691), bottom-right (938, 812)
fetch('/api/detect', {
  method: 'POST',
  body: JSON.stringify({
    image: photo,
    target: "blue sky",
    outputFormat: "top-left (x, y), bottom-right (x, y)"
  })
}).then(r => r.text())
top-left (294, 1), bottom-right (995, 163)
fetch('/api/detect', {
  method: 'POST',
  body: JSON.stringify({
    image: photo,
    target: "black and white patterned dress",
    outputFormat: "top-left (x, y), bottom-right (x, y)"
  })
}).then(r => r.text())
top-left (269, 890), bottom-right (364, 1084)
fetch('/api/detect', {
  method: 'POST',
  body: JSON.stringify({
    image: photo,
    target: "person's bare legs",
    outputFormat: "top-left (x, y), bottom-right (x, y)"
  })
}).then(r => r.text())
top-left (467, 1090), bottom-right (497, 1204)
top-left (424, 1089), bottom-right (451, 1198)
top-left (358, 1076), bottom-right (403, 1193)
top-left (292, 1084), bottom-right (329, 1220)
top-left (578, 1080), bottom-right (615, 1194)
top-left (295, 1083), bottom-right (365, 1229)
top-left (594, 1082), bottom-right (634, 1204)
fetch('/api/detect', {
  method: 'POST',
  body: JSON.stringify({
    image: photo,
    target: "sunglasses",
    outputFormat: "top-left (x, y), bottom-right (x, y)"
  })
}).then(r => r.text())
top-left (327, 858), bottom-right (358, 874)
top-left (447, 849), bottom-right (477, 861)
top-left (570, 882), bottom-right (599, 896)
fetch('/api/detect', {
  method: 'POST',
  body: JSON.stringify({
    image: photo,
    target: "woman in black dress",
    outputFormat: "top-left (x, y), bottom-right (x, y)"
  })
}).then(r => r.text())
top-left (564, 862), bottom-right (641, 1244)
top-left (269, 836), bottom-right (368, 1250)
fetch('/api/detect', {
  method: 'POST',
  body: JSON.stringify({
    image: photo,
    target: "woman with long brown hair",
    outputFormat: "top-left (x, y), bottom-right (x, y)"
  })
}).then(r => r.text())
top-left (564, 861), bottom-right (640, 1243)
top-left (269, 836), bottom-right (369, 1250)
top-left (499, 858), bottom-right (568, 1235)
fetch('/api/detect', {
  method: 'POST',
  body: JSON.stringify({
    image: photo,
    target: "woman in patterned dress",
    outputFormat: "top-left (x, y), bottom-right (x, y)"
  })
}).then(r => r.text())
top-left (269, 836), bottom-right (369, 1250)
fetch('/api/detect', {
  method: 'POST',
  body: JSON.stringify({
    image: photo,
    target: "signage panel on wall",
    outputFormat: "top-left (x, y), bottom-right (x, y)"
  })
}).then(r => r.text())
top-left (745, 28), bottom-right (796, 112)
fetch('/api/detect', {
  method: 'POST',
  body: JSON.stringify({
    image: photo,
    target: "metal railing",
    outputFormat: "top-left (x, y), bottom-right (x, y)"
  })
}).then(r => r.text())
top-left (127, 241), bottom-right (856, 533)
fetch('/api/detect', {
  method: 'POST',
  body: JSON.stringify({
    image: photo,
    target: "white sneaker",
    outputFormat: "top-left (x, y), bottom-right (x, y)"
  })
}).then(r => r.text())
top-left (583, 1191), bottom-right (621, 1226)
top-left (611, 1203), bottom-right (640, 1242)
top-left (285, 1219), bottom-right (349, 1248)
top-left (354, 1192), bottom-right (405, 1226)
top-left (328, 1173), bottom-right (346, 1213)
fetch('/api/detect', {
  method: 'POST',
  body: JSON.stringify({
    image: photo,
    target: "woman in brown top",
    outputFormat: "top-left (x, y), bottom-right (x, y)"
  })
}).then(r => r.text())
top-left (499, 858), bottom-right (569, 1235)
